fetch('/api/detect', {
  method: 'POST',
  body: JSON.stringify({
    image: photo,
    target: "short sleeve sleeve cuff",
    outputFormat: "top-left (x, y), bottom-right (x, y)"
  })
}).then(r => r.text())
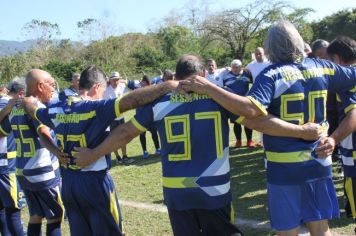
top-left (114, 98), bottom-right (121, 118)
top-left (247, 96), bottom-right (268, 116)
top-left (130, 117), bottom-right (147, 132)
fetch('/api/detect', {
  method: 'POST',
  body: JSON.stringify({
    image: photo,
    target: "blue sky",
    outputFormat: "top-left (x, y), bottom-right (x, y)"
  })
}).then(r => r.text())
top-left (0, 0), bottom-right (354, 41)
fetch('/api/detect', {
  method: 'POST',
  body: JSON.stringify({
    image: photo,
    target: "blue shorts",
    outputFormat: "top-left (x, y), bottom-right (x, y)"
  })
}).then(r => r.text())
top-left (167, 204), bottom-right (243, 236)
top-left (268, 177), bottom-right (339, 231)
top-left (345, 177), bottom-right (356, 218)
top-left (61, 169), bottom-right (123, 236)
top-left (23, 186), bottom-right (64, 219)
top-left (0, 173), bottom-right (20, 209)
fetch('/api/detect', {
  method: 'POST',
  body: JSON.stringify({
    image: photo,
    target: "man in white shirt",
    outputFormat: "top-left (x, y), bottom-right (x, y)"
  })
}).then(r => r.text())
top-left (246, 47), bottom-right (270, 83)
top-left (104, 72), bottom-right (134, 164)
top-left (245, 47), bottom-right (271, 147)
top-left (205, 59), bottom-right (228, 87)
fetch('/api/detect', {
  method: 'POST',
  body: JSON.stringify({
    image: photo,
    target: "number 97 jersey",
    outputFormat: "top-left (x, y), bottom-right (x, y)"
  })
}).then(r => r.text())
top-left (132, 92), bottom-right (237, 211)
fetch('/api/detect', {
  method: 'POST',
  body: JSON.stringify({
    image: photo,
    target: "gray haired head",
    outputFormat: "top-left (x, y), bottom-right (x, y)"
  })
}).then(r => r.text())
top-left (264, 20), bottom-right (305, 63)
top-left (311, 39), bottom-right (329, 53)
top-left (7, 77), bottom-right (26, 93)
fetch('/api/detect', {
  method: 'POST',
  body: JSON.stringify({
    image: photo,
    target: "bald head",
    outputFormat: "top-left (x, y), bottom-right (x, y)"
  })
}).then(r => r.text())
top-left (26, 69), bottom-right (56, 102)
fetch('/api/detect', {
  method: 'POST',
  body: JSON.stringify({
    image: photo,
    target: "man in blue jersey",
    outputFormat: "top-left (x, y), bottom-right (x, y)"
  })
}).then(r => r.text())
top-left (178, 21), bottom-right (356, 236)
top-left (315, 36), bottom-right (356, 234)
top-left (58, 73), bottom-right (80, 101)
top-left (0, 78), bottom-right (25, 236)
top-left (71, 55), bottom-right (324, 236)
top-left (0, 70), bottom-right (63, 236)
top-left (22, 65), bottom-right (180, 236)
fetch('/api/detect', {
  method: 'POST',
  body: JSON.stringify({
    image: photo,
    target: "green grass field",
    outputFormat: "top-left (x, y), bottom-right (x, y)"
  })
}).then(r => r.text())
top-left (21, 110), bottom-right (355, 235)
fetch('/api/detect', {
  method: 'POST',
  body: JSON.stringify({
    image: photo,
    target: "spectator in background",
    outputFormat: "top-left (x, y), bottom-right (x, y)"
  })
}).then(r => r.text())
top-left (205, 59), bottom-right (227, 87)
top-left (137, 75), bottom-right (161, 158)
top-left (246, 47), bottom-right (270, 83)
top-left (0, 84), bottom-right (9, 96)
top-left (151, 69), bottom-right (175, 85)
top-left (58, 73), bottom-right (80, 101)
top-left (104, 72), bottom-right (133, 164)
top-left (246, 48), bottom-right (271, 148)
top-left (223, 59), bottom-right (254, 148)
top-left (312, 39), bottom-right (329, 59)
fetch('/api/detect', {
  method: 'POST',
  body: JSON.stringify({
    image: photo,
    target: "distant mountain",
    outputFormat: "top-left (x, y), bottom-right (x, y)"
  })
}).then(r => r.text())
top-left (0, 40), bottom-right (37, 56)
top-left (0, 40), bottom-right (83, 56)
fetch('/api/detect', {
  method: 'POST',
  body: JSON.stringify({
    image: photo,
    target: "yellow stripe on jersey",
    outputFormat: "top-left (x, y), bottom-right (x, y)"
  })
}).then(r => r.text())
top-left (110, 191), bottom-right (120, 225)
top-left (345, 177), bottom-right (356, 218)
top-left (345, 104), bottom-right (356, 114)
top-left (0, 125), bottom-right (9, 135)
top-left (7, 151), bottom-right (16, 159)
top-left (130, 117), bottom-right (147, 132)
top-left (9, 173), bottom-right (18, 209)
top-left (230, 203), bottom-right (235, 224)
top-left (36, 124), bottom-right (45, 133)
top-left (114, 98), bottom-right (121, 118)
top-left (353, 151), bottom-right (356, 160)
top-left (266, 150), bottom-right (313, 163)
top-left (350, 87), bottom-right (356, 93)
top-left (235, 116), bottom-right (245, 124)
top-left (162, 177), bottom-right (198, 188)
top-left (34, 107), bottom-right (40, 122)
top-left (247, 96), bottom-right (268, 116)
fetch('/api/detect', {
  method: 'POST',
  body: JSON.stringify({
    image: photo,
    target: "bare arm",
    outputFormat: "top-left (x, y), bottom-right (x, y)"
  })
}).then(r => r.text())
top-left (241, 115), bottom-right (323, 141)
top-left (73, 121), bottom-right (143, 167)
top-left (315, 108), bottom-right (356, 157)
top-left (179, 76), bottom-right (262, 118)
top-left (37, 125), bottom-right (68, 165)
top-left (0, 99), bottom-right (17, 123)
top-left (21, 97), bottom-right (37, 120)
top-left (119, 80), bottom-right (178, 113)
top-left (330, 108), bottom-right (356, 144)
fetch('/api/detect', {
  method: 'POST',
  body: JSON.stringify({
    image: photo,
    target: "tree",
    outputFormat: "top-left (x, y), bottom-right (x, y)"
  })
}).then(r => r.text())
top-left (200, 0), bottom-right (290, 60)
top-left (311, 9), bottom-right (356, 42)
top-left (22, 19), bottom-right (60, 45)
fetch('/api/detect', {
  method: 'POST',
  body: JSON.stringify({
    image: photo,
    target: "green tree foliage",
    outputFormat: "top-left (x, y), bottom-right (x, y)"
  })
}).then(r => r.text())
top-left (311, 9), bottom-right (356, 42)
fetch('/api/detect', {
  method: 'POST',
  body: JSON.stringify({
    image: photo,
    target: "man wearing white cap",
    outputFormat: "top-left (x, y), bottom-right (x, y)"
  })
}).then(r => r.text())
top-left (104, 72), bottom-right (134, 164)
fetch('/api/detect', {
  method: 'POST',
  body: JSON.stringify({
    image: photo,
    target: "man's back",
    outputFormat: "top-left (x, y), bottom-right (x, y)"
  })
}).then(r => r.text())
top-left (35, 97), bottom-right (121, 171)
top-left (1, 101), bottom-right (59, 191)
top-left (133, 93), bottom-right (235, 210)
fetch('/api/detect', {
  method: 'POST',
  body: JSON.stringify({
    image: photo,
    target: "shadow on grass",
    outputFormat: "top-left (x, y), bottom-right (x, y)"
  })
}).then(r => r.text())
top-left (111, 154), bottom-right (162, 168)
top-left (229, 147), bottom-right (269, 222)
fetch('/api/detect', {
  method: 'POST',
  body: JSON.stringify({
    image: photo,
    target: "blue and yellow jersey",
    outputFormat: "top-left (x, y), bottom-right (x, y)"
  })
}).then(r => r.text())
top-left (0, 96), bottom-right (16, 174)
top-left (133, 93), bottom-right (236, 211)
top-left (247, 58), bottom-right (356, 185)
top-left (0, 100), bottom-right (60, 191)
top-left (223, 71), bottom-right (250, 96)
top-left (34, 96), bottom-right (121, 172)
top-left (337, 65), bottom-right (356, 177)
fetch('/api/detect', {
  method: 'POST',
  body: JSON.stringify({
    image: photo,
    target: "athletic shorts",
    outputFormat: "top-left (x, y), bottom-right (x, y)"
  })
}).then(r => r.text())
top-left (0, 173), bottom-right (20, 209)
top-left (61, 169), bottom-right (123, 236)
top-left (345, 176), bottom-right (356, 218)
top-left (267, 177), bottom-right (339, 231)
top-left (23, 186), bottom-right (64, 219)
top-left (109, 118), bottom-right (125, 130)
top-left (168, 204), bottom-right (243, 236)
